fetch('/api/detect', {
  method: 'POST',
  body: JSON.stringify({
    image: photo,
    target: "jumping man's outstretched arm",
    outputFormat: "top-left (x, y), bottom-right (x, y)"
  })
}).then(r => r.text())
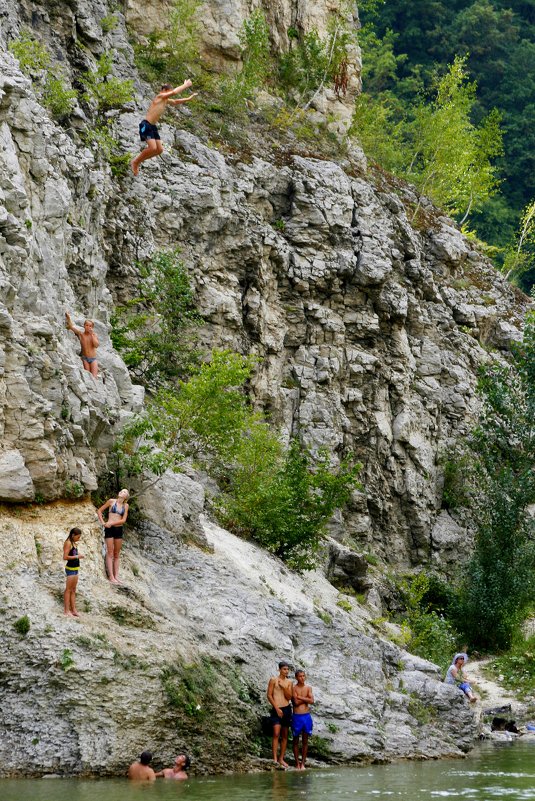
top-left (158, 79), bottom-right (193, 99)
top-left (168, 93), bottom-right (198, 106)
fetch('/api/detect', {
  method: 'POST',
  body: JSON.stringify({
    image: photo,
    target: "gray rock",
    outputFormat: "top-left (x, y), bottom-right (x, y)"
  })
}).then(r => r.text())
top-left (0, 448), bottom-right (34, 501)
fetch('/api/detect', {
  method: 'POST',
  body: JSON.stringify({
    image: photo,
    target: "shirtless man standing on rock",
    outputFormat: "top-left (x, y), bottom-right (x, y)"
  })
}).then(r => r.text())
top-left (130, 80), bottom-right (198, 176)
top-left (65, 312), bottom-right (99, 377)
top-left (292, 669), bottom-right (314, 770)
top-left (267, 660), bottom-right (293, 768)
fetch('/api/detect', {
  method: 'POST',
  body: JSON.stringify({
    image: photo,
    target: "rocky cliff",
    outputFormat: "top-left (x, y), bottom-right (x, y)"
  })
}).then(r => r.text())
top-left (0, 499), bottom-right (477, 775)
top-left (0, 0), bottom-right (529, 776)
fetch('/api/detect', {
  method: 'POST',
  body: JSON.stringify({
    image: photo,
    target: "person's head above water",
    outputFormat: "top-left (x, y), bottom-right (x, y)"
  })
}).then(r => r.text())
top-left (139, 751), bottom-right (152, 765)
top-left (175, 755), bottom-right (191, 770)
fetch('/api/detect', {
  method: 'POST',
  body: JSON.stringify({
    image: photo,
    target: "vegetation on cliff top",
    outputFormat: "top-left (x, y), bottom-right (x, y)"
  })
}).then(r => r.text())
top-left (358, 0), bottom-right (535, 290)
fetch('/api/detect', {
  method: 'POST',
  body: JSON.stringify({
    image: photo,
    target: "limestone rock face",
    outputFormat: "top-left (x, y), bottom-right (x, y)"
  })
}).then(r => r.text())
top-left (0, 501), bottom-right (477, 776)
top-left (0, 2), bottom-right (529, 564)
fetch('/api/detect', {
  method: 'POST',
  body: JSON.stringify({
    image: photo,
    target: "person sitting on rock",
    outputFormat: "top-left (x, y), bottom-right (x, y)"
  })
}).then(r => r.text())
top-left (65, 312), bottom-right (99, 377)
top-left (292, 669), bottom-right (314, 770)
top-left (445, 654), bottom-right (478, 703)
top-left (127, 751), bottom-right (156, 781)
top-left (131, 81), bottom-right (198, 176)
top-left (155, 754), bottom-right (190, 780)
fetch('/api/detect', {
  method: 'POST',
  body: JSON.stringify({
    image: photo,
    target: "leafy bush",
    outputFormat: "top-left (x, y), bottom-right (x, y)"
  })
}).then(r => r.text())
top-left (280, 11), bottom-right (357, 103)
top-left (9, 31), bottom-right (77, 120)
top-left (398, 573), bottom-right (458, 671)
top-left (13, 615), bottom-right (30, 636)
top-left (81, 53), bottom-right (134, 112)
top-left (487, 634), bottom-right (535, 698)
top-left (453, 314), bottom-right (535, 649)
top-left (161, 659), bottom-right (218, 718)
top-left (219, 438), bottom-right (361, 570)
top-left (133, 0), bottom-right (203, 85)
top-left (42, 76), bottom-right (78, 120)
top-left (111, 249), bottom-right (201, 390)
top-left (8, 30), bottom-right (49, 74)
top-left (60, 648), bottom-right (75, 671)
top-left (117, 350), bottom-right (361, 568)
top-left (224, 10), bottom-right (272, 110)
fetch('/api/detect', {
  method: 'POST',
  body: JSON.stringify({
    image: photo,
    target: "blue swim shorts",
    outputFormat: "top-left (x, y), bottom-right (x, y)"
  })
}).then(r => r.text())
top-left (459, 682), bottom-right (473, 694)
top-left (65, 568), bottom-right (79, 577)
top-left (292, 712), bottom-right (313, 737)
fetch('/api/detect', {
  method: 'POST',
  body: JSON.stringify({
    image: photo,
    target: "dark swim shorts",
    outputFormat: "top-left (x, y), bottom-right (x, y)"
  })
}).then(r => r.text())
top-left (104, 526), bottom-right (123, 540)
top-left (270, 705), bottom-right (292, 728)
top-left (65, 568), bottom-right (79, 577)
top-left (139, 119), bottom-right (160, 141)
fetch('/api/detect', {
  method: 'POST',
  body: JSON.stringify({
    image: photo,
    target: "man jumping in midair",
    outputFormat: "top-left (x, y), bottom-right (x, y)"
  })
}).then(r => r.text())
top-left (131, 80), bottom-right (198, 176)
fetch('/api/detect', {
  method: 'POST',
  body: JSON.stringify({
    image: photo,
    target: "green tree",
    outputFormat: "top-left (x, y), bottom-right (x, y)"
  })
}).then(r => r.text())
top-left (116, 351), bottom-right (361, 568)
top-left (111, 249), bottom-right (201, 390)
top-left (225, 10), bottom-right (272, 109)
top-left (502, 200), bottom-right (535, 284)
top-left (408, 57), bottom-right (503, 221)
top-left (454, 313), bottom-right (535, 650)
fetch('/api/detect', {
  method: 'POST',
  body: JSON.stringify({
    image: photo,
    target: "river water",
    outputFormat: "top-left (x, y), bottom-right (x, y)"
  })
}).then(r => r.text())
top-left (1, 742), bottom-right (534, 801)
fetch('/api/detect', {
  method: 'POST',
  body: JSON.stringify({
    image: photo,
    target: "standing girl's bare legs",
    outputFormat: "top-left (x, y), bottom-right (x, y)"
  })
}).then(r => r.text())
top-left (105, 538), bottom-right (118, 584)
top-left (113, 538), bottom-right (123, 583)
top-left (64, 575), bottom-right (79, 615)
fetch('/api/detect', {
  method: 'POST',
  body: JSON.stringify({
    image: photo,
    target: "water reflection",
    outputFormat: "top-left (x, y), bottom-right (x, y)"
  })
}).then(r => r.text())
top-left (0, 743), bottom-right (534, 801)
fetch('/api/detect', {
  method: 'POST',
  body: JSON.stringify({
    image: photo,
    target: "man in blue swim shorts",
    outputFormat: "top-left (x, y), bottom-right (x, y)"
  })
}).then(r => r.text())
top-left (292, 669), bottom-right (314, 770)
top-left (131, 80), bottom-right (198, 175)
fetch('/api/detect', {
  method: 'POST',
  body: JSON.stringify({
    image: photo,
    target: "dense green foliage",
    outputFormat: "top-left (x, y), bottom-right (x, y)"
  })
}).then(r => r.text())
top-left (396, 573), bottom-right (458, 671)
top-left (352, 46), bottom-right (503, 224)
top-left (117, 348), bottom-right (361, 569)
top-left (111, 250), bottom-right (201, 390)
top-left (451, 313), bottom-right (535, 649)
top-left (280, 9), bottom-right (357, 103)
top-left (358, 0), bottom-right (535, 287)
top-left (9, 31), bottom-right (77, 120)
top-left (13, 615), bottom-right (31, 636)
top-left (81, 53), bottom-right (134, 113)
top-left (487, 634), bottom-right (535, 697)
top-left (220, 438), bottom-right (361, 569)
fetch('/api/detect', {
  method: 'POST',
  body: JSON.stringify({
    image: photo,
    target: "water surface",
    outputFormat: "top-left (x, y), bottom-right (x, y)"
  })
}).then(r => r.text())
top-left (1, 742), bottom-right (534, 801)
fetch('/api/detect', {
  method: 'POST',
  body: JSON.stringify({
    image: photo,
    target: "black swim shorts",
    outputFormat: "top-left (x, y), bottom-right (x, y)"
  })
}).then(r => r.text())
top-left (104, 526), bottom-right (123, 540)
top-left (270, 705), bottom-right (292, 728)
top-left (139, 119), bottom-right (160, 141)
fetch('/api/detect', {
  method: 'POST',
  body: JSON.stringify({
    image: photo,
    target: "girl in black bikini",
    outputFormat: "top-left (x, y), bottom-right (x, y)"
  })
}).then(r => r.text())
top-left (97, 489), bottom-right (129, 584)
top-left (63, 527), bottom-right (84, 616)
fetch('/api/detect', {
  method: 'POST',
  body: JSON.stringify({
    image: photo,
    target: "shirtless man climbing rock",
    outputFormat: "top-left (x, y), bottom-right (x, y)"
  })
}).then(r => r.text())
top-left (131, 80), bottom-right (198, 176)
top-left (65, 312), bottom-right (99, 377)
top-left (267, 660), bottom-right (293, 768)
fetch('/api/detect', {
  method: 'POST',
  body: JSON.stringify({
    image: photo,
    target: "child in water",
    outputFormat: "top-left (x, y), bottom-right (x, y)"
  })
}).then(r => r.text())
top-left (63, 527), bottom-right (84, 617)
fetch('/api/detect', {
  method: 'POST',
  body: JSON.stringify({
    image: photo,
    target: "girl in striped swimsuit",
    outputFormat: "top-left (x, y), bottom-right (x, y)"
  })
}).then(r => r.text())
top-left (63, 527), bottom-right (84, 617)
